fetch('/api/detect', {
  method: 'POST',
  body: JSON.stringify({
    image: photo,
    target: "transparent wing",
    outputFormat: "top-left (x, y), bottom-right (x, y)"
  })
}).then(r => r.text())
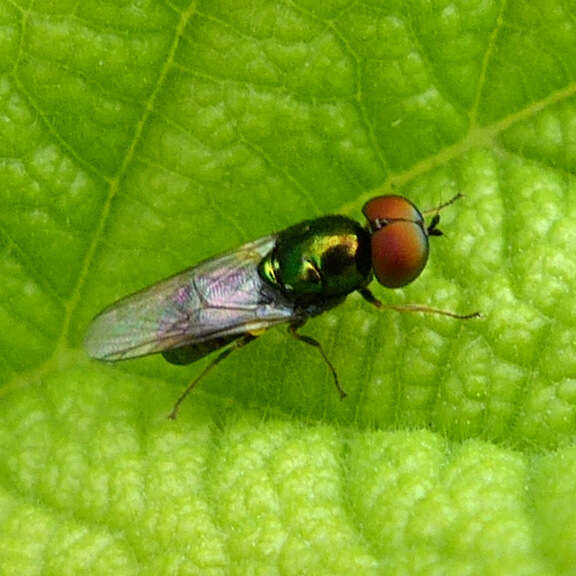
top-left (85, 235), bottom-right (296, 361)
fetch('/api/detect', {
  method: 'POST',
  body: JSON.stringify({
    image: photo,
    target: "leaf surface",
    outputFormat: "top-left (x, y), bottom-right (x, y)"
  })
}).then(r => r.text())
top-left (1, 1), bottom-right (575, 573)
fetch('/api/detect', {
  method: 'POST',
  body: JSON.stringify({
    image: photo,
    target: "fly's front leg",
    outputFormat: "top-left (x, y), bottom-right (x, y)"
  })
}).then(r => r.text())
top-left (168, 333), bottom-right (257, 420)
top-left (288, 322), bottom-right (347, 400)
top-left (358, 288), bottom-right (480, 320)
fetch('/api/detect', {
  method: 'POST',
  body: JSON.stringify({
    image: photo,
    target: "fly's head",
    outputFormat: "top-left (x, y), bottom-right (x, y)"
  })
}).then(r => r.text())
top-left (362, 194), bottom-right (454, 289)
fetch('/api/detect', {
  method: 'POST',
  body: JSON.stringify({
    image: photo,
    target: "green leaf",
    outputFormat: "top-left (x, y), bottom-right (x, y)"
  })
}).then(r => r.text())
top-left (1, 0), bottom-right (575, 573)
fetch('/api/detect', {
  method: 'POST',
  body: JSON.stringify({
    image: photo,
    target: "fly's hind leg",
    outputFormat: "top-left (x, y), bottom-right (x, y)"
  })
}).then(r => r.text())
top-left (358, 288), bottom-right (480, 320)
top-left (168, 333), bottom-right (257, 420)
top-left (288, 322), bottom-right (347, 400)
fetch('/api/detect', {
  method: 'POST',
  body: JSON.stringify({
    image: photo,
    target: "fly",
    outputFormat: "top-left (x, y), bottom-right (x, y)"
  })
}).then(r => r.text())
top-left (85, 194), bottom-right (479, 418)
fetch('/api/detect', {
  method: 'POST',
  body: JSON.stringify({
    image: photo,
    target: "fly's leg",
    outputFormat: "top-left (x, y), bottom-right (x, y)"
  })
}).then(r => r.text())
top-left (358, 288), bottom-right (480, 320)
top-left (288, 323), bottom-right (347, 400)
top-left (168, 334), bottom-right (257, 420)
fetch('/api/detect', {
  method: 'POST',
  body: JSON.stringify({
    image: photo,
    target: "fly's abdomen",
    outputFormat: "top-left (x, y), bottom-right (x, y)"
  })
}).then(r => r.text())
top-left (85, 236), bottom-right (296, 361)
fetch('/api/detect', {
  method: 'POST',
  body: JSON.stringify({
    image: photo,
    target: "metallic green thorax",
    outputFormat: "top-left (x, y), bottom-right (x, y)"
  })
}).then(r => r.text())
top-left (258, 215), bottom-right (372, 297)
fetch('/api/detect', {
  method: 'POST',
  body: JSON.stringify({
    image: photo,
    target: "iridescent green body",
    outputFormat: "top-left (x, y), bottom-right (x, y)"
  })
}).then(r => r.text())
top-left (164, 217), bottom-right (374, 365)
top-left (258, 216), bottom-right (372, 298)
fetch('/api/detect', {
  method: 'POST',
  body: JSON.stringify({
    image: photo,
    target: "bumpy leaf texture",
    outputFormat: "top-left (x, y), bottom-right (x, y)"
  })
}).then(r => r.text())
top-left (1, 1), bottom-right (575, 574)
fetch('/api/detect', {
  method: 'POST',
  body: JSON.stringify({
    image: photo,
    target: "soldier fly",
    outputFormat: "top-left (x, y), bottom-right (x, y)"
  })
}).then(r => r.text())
top-left (85, 194), bottom-right (478, 417)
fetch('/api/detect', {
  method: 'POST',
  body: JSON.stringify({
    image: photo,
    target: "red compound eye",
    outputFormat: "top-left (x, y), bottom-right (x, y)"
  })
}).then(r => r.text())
top-left (362, 195), bottom-right (429, 288)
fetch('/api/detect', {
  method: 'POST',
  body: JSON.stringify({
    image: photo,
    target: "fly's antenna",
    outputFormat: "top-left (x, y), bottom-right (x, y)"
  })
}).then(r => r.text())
top-left (422, 193), bottom-right (463, 236)
top-left (421, 193), bottom-right (463, 216)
